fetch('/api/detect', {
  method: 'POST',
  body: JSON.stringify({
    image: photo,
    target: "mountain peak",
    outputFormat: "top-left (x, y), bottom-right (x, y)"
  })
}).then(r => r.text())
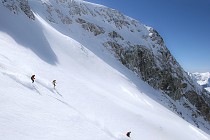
top-left (190, 72), bottom-right (210, 91)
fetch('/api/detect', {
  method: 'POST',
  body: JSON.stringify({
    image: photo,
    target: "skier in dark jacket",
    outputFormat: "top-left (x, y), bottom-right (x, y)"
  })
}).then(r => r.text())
top-left (52, 80), bottom-right (56, 89)
top-left (31, 75), bottom-right (35, 83)
top-left (126, 131), bottom-right (131, 138)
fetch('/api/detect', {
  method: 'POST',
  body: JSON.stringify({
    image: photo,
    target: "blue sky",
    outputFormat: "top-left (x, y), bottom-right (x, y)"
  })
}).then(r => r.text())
top-left (86, 0), bottom-right (210, 72)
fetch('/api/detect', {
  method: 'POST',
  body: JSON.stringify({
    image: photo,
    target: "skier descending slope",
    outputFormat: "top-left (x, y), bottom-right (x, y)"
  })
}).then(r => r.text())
top-left (126, 131), bottom-right (131, 138)
top-left (31, 74), bottom-right (35, 83)
top-left (52, 80), bottom-right (56, 89)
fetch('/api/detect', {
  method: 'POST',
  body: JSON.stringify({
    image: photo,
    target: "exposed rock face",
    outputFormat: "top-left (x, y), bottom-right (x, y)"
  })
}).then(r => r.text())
top-left (105, 28), bottom-right (210, 122)
top-left (76, 18), bottom-right (105, 36)
top-left (2, 0), bottom-right (210, 131)
top-left (2, 0), bottom-right (35, 19)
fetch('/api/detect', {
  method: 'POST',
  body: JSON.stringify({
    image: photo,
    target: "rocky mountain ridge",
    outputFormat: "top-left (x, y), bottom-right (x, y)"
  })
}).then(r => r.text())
top-left (1, 0), bottom-right (210, 133)
top-left (190, 72), bottom-right (210, 92)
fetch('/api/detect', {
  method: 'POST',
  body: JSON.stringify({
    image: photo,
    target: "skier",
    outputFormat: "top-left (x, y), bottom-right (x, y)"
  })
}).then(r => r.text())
top-left (126, 131), bottom-right (131, 138)
top-left (52, 80), bottom-right (56, 89)
top-left (31, 75), bottom-right (35, 83)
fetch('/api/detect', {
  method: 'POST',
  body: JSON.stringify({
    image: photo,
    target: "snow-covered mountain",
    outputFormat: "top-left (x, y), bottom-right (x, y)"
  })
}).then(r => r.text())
top-left (0, 0), bottom-right (210, 139)
top-left (190, 72), bottom-right (210, 92)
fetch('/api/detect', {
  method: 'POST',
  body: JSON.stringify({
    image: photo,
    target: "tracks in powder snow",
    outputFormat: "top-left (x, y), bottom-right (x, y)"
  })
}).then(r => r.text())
top-left (0, 69), bottom-right (129, 140)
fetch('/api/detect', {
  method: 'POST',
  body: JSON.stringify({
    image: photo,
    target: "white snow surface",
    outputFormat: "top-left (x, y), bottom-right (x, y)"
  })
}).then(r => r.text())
top-left (0, 1), bottom-right (210, 140)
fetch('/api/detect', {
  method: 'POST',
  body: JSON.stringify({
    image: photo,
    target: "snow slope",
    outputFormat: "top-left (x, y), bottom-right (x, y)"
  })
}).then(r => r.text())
top-left (0, 1), bottom-right (210, 140)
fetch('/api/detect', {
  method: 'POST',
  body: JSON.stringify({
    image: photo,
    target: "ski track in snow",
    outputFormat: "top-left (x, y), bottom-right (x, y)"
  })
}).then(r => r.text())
top-left (0, 67), bottom-right (120, 140)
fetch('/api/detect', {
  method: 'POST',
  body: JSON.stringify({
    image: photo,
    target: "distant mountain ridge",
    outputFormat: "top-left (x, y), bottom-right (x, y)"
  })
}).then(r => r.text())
top-left (1, 0), bottom-right (210, 134)
top-left (190, 72), bottom-right (210, 91)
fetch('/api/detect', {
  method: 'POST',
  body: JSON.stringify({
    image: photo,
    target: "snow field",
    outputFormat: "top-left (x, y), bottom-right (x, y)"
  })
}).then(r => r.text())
top-left (0, 2), bottom-right (210, 140)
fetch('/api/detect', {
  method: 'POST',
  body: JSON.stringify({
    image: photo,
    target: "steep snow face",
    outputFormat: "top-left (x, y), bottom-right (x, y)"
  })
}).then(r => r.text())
top-left (0, 0), bottom-right (210, 140)
top-left (24, 0), bottom-right (210, 129)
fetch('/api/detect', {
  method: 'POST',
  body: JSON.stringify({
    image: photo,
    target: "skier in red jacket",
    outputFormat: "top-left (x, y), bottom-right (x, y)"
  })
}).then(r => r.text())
top-left (31, 75), bottom-right (35, 83)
